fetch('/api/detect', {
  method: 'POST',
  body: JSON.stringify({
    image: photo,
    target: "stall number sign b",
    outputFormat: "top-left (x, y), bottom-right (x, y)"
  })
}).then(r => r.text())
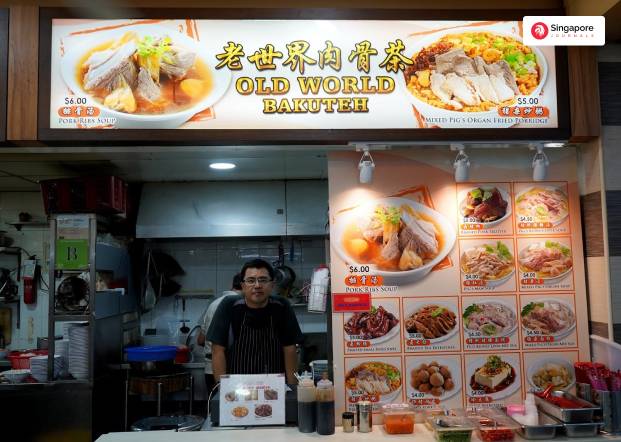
top-left (56, 239), bottom-right (89, 270)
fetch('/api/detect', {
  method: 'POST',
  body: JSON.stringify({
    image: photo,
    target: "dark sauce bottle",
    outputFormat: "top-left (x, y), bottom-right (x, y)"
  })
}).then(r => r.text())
top-left (315, 374), bottom-right (335, 435)
top-left (297, 373), bottom-right (316, 433)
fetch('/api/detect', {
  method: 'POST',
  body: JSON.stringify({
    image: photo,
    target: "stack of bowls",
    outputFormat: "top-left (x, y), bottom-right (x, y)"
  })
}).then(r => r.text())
top-left (55, 339), bottom-right (70, 377)
top-left (30, 354), bottom-right (62, 382)
top-left (68, 324), bottom-right (89, 379)
top-left (2, 368), bottom-right (30, 383)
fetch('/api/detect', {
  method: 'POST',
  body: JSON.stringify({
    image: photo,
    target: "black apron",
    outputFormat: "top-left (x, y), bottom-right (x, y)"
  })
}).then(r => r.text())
top-left (228, 309), bottom-right (285, 375)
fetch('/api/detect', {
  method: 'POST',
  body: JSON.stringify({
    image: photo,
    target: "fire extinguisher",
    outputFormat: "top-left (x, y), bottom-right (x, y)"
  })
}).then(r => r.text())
top-left (23, 259), bottom-right (38, 305)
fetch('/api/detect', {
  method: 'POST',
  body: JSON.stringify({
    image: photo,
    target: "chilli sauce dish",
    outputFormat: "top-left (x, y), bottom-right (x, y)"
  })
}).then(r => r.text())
top-left (469, 409), bottom-right (520, 442)
top-left (382, 404), bottom-right (415, 434)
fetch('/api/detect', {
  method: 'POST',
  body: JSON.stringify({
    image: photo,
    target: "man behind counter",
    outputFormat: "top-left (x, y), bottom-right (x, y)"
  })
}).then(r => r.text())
top-left (207, 259), bottom-right (303, 385)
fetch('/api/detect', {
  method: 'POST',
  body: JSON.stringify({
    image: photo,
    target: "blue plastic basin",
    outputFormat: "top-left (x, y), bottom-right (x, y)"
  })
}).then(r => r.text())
top-left (124, 345), bottom-right (177, 362)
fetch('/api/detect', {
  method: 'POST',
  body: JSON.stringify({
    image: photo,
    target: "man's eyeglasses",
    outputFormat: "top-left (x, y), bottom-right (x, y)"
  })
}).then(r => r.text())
top-left (242, 277), bottom-right (272, 285)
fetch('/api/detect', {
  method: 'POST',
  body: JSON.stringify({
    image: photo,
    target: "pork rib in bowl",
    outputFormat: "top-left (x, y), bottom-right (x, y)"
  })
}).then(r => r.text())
top-left (333, 197), bottom-right (456, 282)
top-left (60, 25), bottom-right (231, 128)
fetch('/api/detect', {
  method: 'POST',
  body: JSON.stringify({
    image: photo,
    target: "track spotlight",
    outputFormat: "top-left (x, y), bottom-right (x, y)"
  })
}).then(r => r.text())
top-left (358, 147), bottom-right (375, 184)
top-left (532, 144), bottom-right (549, 181)
top-left (453, 144), bottom-right (470, 182)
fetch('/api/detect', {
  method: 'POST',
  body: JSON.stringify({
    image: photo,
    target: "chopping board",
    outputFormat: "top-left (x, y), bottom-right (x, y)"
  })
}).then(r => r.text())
top-left (0, 308), bottom-right (11, 345)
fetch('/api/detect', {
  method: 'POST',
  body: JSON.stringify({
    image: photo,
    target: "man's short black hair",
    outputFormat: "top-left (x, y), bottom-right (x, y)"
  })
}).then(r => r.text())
top-left (232, 273), bottom-right (243, 291)
top-left (240, 259), bottom-right (274, 281)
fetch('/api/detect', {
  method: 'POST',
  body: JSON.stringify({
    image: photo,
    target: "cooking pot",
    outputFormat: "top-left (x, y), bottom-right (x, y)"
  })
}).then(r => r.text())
top-left (131, 415), bottom-right (204, 431)
top-left (274, 265), bottom-right (296, 296)
top-left (129, 359), bottom-right (175, 374)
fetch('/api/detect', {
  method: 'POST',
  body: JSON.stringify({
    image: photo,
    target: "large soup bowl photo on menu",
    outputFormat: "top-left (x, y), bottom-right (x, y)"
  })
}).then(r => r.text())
top-left (332, 197), bottom-right (456, 283)
top-left (60, 24), bottom-right (232, 129)
top-left (400, 27), bottom-right (548, 128)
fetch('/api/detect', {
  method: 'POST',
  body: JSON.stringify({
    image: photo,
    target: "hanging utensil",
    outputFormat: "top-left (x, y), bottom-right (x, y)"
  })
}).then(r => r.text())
top-left (143, 251), bottom-right (156, 312)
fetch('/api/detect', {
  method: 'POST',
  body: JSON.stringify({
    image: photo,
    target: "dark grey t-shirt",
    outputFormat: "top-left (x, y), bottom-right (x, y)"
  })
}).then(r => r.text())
top-left (206, 294), bottom-right (303, 374)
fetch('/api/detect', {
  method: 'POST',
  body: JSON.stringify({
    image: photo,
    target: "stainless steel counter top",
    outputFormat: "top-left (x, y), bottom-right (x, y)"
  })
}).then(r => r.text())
top-left (95, 424), bottom-right (621, 442)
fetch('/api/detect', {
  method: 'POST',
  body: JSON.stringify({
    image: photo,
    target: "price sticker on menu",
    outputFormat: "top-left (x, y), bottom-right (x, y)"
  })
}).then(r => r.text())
top-left (219, 374), bottom-right (285, 426)
top-left (464, 274), bottom-right (487, 288)
top-left (347, 390), bottom-right (381, 412)
top-left (468, 393), bottom-right (494, 404)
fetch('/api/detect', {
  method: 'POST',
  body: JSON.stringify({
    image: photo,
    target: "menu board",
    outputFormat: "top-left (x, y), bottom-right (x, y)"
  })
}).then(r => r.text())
top-left (328, 149), bottom-right (588, 422)
top-left (46, 18), bottom-right (560, 132)
top-left (219, 374), bottom-right (285, 426)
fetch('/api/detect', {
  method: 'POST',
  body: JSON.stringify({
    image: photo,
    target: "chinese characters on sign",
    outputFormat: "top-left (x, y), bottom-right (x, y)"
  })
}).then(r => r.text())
top-left (215, 40), bottom-right (401, 74)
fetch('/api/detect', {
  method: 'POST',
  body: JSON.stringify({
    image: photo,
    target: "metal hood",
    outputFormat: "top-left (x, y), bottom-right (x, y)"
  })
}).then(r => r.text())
top-left (136, 181), bottom-right (288, 238)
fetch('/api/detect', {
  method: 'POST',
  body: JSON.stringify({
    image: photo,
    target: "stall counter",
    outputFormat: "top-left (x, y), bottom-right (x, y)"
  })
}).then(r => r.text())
top-left (95, 424), bottom-right (621, 442)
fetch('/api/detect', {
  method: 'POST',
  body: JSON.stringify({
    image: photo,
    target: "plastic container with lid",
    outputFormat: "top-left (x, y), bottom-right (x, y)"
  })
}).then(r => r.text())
top-left (469, 409), bottom-right (520, 442)
top-left (429, 416), bottom-right (475, 442)
top-left (382, 404), bottom-right (415, 434)
top-left (424, 408), bottom-right (447, 430)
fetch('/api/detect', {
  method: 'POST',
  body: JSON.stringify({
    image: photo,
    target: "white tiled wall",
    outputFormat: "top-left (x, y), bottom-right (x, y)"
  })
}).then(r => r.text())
top-left (140, 237), bottom-right (329, 339)
top-left (0, 192), bottom-right (50, 350)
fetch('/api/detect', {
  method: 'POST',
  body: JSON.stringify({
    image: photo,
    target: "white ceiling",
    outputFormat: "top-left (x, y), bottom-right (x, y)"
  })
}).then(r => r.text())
top-left (0, 145), bottom-right (333, 191)
top-left (0, 142), bottom-right (553, 192)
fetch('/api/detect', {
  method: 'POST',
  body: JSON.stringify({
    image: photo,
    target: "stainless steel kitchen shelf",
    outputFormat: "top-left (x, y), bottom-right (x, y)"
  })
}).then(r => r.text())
top-left (0, 296), bottom-right (19, 304)
top-left (0, 246), bottom-right (21, 254)
top-left (54, 314), bottom-right (91, 322)
top-left (6, 221), bottom-right (49, 231)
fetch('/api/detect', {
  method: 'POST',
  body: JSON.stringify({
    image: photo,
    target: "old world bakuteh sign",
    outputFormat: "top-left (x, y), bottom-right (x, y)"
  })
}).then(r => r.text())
top-left (49, 19), bottom-right (558, 130)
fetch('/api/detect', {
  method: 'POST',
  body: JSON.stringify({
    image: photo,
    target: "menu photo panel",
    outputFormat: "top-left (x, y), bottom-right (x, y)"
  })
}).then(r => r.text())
top-left (344, 297), bottom-right (402, 354)
top-left (457, 183), bottom-right (514, 237)
top-left (462, 295), bottom-right (520, 351)
top-left (403, 296), bottom-right (461, 353)
top-left (329, 149), bottom-right (588, 423)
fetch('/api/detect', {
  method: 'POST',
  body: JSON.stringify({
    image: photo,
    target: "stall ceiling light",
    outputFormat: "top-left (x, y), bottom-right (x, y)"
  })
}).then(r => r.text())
top-left (209, 162), bottom-right (236, 170)
top-left (543, 142), bottom-right (565, 148)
